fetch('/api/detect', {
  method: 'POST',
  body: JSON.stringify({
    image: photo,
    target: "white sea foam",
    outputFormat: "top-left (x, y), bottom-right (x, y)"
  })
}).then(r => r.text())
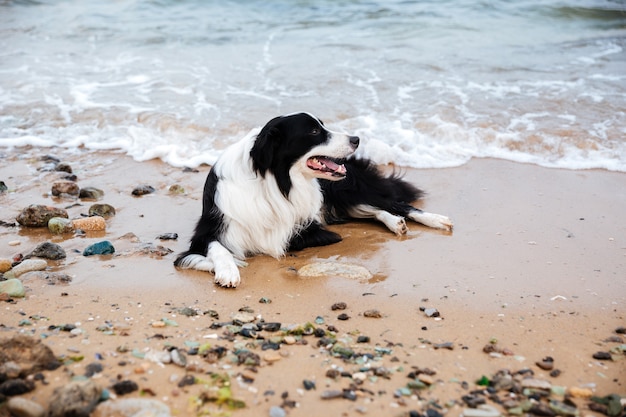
top-left (0, 0), bottom-right (624, 172)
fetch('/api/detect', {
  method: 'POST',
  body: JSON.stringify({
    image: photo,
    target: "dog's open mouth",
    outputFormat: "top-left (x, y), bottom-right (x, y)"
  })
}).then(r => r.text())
top-left (306, 156), bottom-right (347, 178)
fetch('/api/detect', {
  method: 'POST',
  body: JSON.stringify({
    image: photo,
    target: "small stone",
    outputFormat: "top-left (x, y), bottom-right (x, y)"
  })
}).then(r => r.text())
top-left (132, 185), bottom-right (156, 196)
top-left (168, 184), bottom-right (185, 194)
top-left (283, 336), bottom-right (297, 345)
top-left (156, 233), bottom-right (178, 240)
top-left (55, 162), bottom-right (72, 173)
top-left (337, 313), bottom-right (350, 321)
top-left (269, 406), bottom-right (286, 417)
top-left (151, 321), bottom-right (166, 328)
top-left (263, 352), bottom-right (282, 363)
top-left (363, 309), bottom-right (382, 318)
top-left (83, 241), bottom-right (115, 256)
top-left (616, 326), bottom-right (626, 334)
top-left (0, 258), bottom-right (12, 273)
top-left (48, 217), bottom-right (74, 234)
top-left (7, 397), bottom-right (46, 417)
top-left (26, 242), bottom-right (66, 260)
top-left (232, 312), bottom-right (256, 324)
top-left (73, 216), bottom-right (106, 231)
top-left (4, 259), bottom-right (48, 279)
top-left (568, 387), bottom-right (593, 398)
top-left (303, 380), bottom-right (316, 390)
top-left (520, 378), bottom-right (551, 390)
top-left (170, 349), bottom-right (187, 367)
top-left (0, 279), bottom-right (26, 297)
top-left (85, 363), bottom-right (104, 377)
top-left (111, 380), bottom-right (139, 396)
top-left (331, 302), bottom-right (347, 310)
top-left (461, 405), bottom-right (502, 417)
top-left (17, 204), bottom-right (68, 227)
top-left (592, 351), bottom-right (612, 360)
top-left (357, 335), bottom-right (370, 343)
top-left (92, 398), bottom-right (171, 417)
top-left (321, 390), bottom-right (343, 400)
top-left (0, 379), bottom-right (35, 396)
top-left (47, 380), bottom-right (101, 417)
top-left (79, 187), bottom-right (104, 200)
top-left (536, 356), bottom-right (554, 371)
top-left (51, 180), bottom-right (79, 197)
top-left (0, 180), bottom-right (7, 193)
top-left (88, 204), bottom-right (116, 219)
top-left (424, 308), bottom-right (440, 318)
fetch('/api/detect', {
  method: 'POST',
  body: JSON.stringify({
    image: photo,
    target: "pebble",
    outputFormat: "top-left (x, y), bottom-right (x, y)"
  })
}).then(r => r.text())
top-left (73, 216), bottom-right (106, 231)
top-left (321, 390), bottom-right (344, 400)
top-left (331, 302), bottom-right (347, 310)
top-left (269, 406), bottom-right (287, 417)
top-left (298, 262), bottom-right (372, 279)
top-left (132, 184), bottom-right (156, 196)
top-left (592, 351), bottom-right (612, 360)
top-left (26, 241), bottom-right (66, 260)
top-left (363, 309), bottom-right (382, 318)
top-left (520, 378), bottom-right (552, 390)
top-left (232, 312), bottom-right (256, 324)
top-left (4, 259), bottom-right (48, 279)
top-left (424, 308), bottom-right (440, 318)
top-left (462, 405), bottom-right (501, 417)
top-left (0, 258), bottom-right (12, 273)
top-left (47, 379), bottom-right (101, 417)
top-left (55, 162), bottom-right (72, 173)
top-left (93, 399), bottom-right (171, 417)
top-left (79, 187), bottom-right (104, 200)
top-left (283, 336), bottom-right (297, 345)
top-left (535, 356), bottom-right (554, 371)
top-left (263, 352), bottom-right (282, 363)
top-left (48, 217), bottom-right (74, 234)
top-left (89, 203), bottom-right (116, 219)
top-left (7, 397), bottom-right (46, 417)
top-left (0, 279), bottom-right (25, 297)
top-left (16, 204), bottom-right (68, 227)
top-left (51, 180), bottom-right (80, 197)
top-left (83, 241), bottom-right (115, 256)
top-left (568, 387), bottom-right (593, 398)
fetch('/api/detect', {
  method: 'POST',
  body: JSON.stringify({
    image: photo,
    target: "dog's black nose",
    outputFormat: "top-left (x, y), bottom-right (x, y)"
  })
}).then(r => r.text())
top-left (349, 136), bottom-right (360, 149)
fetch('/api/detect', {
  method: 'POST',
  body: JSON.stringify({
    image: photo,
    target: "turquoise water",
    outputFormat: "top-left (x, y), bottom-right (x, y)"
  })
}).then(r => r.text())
top-left (1, 0), bottom-right (625, 170)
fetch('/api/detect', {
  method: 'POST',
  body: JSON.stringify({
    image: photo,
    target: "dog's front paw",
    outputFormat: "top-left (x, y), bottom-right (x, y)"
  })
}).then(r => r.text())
top-left (214, 265), bottom-right (241, 288)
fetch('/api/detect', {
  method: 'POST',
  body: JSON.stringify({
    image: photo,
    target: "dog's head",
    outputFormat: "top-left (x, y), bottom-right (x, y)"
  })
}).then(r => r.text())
top-left (251, 113), bottom-right (359, 196)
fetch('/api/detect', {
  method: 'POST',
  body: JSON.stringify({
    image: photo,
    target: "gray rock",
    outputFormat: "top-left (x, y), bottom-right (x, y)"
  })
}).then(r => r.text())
top-left (26, 241), bottom-right (66, 260)
top-left (89, 203), bottom-right (116, 219)
top-left (7, 397), bottom-right (45, 417)
top-left (93, 398), bottom-right (171, 417)
top-left (0, 279), bottom-right (25, 297)
top-left (79, 186), bottom-right (104, 200)
top-left (51, 180), bottom-right (80, 197)
top-left (48, 217), bottom-right (74, 234)
top-left (47, 379), bottom-right (102, 417)
top-left (269, 406), bottom-right (287, 417)
top-left (132, 184), bottom-right (156, 196)
top-left (0, 335), bottom-right (61, 376)
top-left (16, 204), bottom-right (68, 227)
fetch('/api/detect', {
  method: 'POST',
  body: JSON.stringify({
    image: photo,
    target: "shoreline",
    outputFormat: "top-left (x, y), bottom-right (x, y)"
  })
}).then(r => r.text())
top-left (0, 148), bottom-right (624, 416)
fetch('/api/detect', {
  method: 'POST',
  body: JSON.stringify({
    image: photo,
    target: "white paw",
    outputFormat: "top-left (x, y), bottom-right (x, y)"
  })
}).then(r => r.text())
top-left (409, 211), bottom-right (453, 232)
top-left (393, 218), bottom-right (408, 235)
top-left (209, 242), bottom-right (242, 288)
top-left (214, 265), bottom-right (241, 288)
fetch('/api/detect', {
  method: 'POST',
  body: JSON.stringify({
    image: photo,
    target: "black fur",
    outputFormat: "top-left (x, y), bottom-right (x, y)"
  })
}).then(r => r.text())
top-left (320, 158), bottom-right (424, 224)
top-left (174, 169), bottom-right (223, 264)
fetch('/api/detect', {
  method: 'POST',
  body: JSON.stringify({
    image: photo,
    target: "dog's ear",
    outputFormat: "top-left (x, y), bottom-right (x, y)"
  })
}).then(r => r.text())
top-left (251, 120), bottom-right (282, 177)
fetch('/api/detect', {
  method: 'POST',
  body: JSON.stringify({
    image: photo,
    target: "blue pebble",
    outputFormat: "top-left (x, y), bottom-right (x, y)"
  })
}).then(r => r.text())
top-left (83, 241), bottom-right (115, 256)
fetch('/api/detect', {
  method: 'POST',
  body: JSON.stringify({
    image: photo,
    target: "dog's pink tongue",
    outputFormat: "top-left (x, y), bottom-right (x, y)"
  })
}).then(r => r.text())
top-left (319, 157), bottom-right (346, 176)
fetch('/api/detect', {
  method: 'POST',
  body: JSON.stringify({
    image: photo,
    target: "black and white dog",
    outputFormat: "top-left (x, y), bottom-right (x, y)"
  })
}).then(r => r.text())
top-left (174, 113), bottom-right (452, 287)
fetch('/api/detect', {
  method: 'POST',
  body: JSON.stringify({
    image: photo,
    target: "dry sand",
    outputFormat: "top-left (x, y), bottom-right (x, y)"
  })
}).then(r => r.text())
top-left (0, 147), bottom-right (624, 416)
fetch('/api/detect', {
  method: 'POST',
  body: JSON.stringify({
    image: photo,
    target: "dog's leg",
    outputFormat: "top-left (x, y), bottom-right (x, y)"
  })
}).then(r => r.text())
top-left (348, 204), bottom-right (408, 235)
top-left (289, 221), bottom-right (342, 251)
top-left (407, 208), bottom-right (453, 231)
top-left (208, 241), bottom-right (241, 288)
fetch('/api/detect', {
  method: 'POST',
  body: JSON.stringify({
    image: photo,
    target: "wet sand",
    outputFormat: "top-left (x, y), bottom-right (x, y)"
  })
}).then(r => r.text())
top-left (0, 148), bottom-right (624, 416)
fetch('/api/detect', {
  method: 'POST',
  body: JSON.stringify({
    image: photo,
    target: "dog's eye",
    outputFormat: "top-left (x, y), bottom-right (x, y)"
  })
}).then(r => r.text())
top-left (310, 128), bottom-right (321, 135)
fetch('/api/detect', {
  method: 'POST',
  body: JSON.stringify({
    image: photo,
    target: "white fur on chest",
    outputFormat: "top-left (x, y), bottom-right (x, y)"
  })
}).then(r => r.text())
top-left (213, 134), bottom-right (323, 260)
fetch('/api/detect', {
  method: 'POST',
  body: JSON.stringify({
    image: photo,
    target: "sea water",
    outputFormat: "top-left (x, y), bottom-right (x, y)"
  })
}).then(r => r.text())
top-left (1, 0), bottom-right (625, 171)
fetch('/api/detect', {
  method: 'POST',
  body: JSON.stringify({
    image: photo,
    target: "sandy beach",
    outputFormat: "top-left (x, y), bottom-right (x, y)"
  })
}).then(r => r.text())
top-left (0, 148), bottom-right (624, 417)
